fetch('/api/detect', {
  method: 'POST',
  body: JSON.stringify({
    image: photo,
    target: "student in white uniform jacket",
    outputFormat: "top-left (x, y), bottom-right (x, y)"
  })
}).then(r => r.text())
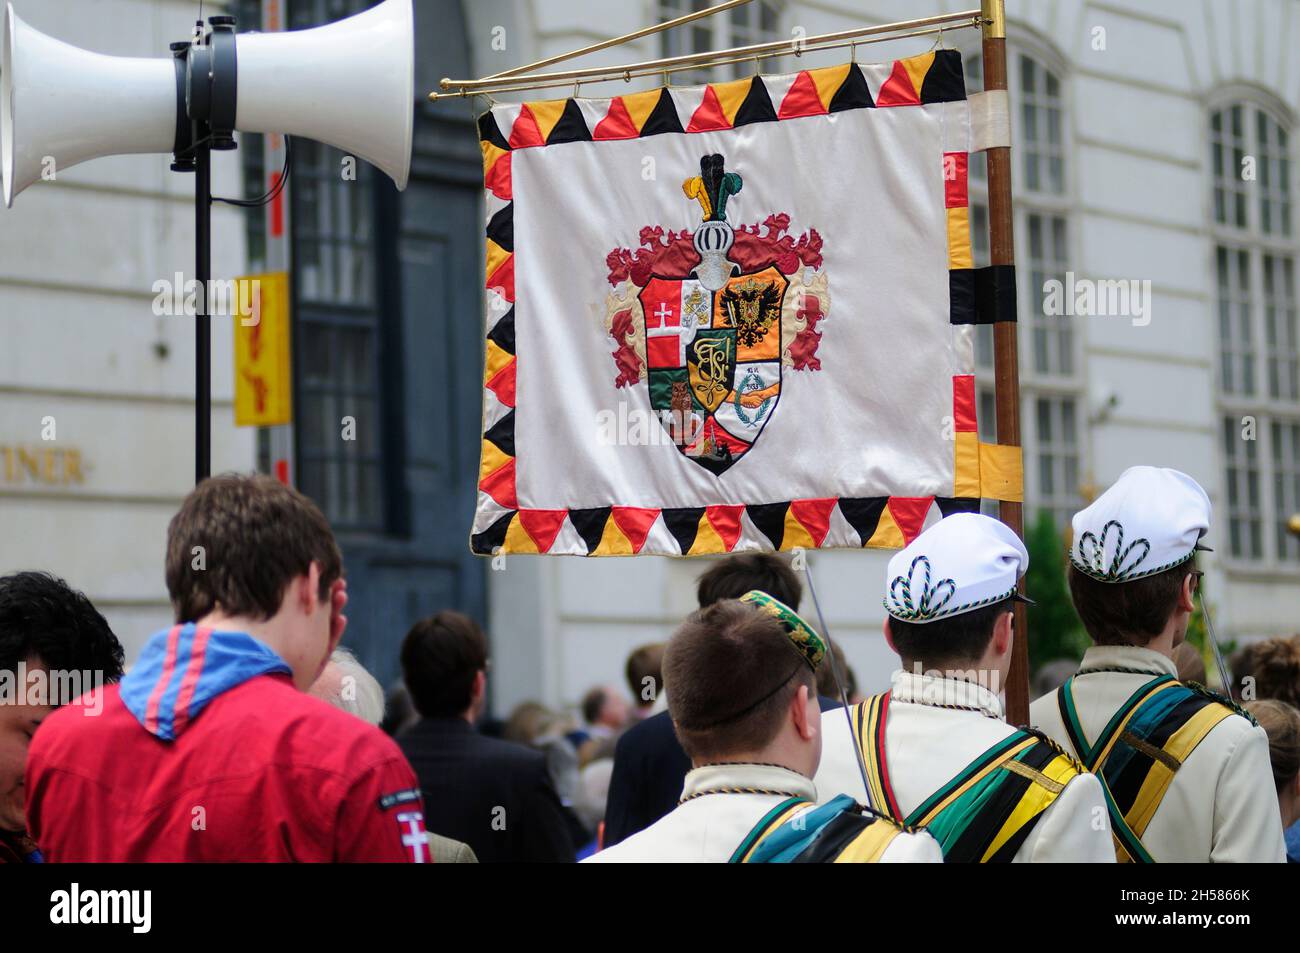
top-left (587, 594), bottom-right (941, 863)
top-left (1030, 466), bottom-right (1285, 863)
top-left (815, 513), bottom-right (1115, 863)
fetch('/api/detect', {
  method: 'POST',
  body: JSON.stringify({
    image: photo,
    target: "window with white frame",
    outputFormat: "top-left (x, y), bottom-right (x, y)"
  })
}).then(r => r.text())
top-left (1223, 415), bottom-right (1263, 560)
top-left (1272, 419), bottom-right (1300, 559)
top-left (1034, 395), bottom-right (1081, 528)
top-left (1016, 53), bottom-right (1077, 529)
top-left (1212, 100), bottom-right (1297, 563)
top-left (657, 0), bottom-right (782, 84)
top-left (1019, 55), bottom-right (1064, 195)
top-left (1026, 212), bottom-right (1072, 376)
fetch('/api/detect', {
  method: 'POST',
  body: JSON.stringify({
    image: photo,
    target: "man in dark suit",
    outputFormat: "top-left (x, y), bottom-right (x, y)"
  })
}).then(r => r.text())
top-left (397, 611), bottom-right (575, 863)
top-left (603, 553), bottom-right (843, 847)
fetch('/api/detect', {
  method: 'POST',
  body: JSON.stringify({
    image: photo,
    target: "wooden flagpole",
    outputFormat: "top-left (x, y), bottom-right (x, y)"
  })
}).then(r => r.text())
top-left (981, 0), bottom-right (1030, 724)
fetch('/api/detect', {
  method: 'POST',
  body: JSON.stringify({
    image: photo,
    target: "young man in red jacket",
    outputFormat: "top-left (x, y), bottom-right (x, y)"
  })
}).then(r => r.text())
top-left (25, 474), bottom-right (429, 862)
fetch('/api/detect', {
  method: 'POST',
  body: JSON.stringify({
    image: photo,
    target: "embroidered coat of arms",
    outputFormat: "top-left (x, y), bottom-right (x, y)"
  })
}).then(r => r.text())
top-left (604, 153), bottom-right (831, 475)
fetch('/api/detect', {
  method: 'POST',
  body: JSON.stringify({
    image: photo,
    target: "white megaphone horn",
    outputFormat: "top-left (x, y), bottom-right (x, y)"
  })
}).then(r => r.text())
top-left (0, 0), bottom-right (414, 207)
top-left (1, 3), bottom-right (179, 207)
top-left (235, 0), bottom-right (414, 189)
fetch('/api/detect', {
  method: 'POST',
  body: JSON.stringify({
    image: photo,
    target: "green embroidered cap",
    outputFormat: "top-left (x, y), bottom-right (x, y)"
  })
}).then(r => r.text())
top-left (740, 589), bottom-right (826, 671)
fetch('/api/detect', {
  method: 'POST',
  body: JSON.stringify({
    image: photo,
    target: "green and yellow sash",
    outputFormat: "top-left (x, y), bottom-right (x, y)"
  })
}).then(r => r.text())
top-left (1057, 673), bottom-right (1245, 863)
top-left (855, 692), bottom-right (1085, 863)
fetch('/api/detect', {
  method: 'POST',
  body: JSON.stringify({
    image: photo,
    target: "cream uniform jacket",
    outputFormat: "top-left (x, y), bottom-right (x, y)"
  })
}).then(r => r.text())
top-left (584, 762), bottom-right (942, 862)
top-left (1031, 645), bottom-right (1286, 863)
top-left (816, 671), bottom-right (1116, 862)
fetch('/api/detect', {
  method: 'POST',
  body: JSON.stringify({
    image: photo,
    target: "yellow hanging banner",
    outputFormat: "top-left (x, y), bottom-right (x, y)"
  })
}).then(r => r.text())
top-left (233, 272), bottom-right (293, 427)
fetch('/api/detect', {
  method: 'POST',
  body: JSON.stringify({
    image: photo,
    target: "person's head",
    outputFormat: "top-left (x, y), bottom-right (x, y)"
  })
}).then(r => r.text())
top-left (625, 643), bottom-right (664, 711)
top-left (1172, 641), bottom-right (1207, 685)
top-left (663, 597), bottom-right (823, 776)
top-left (581, 685), bottom-right (629, 730)
top-left (0, 572), bottom-right (125, 833)
top-left (308, 648), bottom-right (385, 726)
top-left (1067, 466), bottom-right (1210, 653)
top-left (881, 513), bottom-right (1029, 690)
top-left (503, 700), bottom-right (564, 745)
top-left (696, 553), bottom-right (802, 610)
top-left (887, 599), bottom-right (1016, 684)
top-left (165, 473), bottom-right (344, 689)
top-left (400, 611), bottom-right (488, 722)
top-left (1067, 561), bottom-right (1199, 650)
top-left (1241, 635), bottom-right (1300, 707)
top-left (1244, 699), bottom-right (1300, 828)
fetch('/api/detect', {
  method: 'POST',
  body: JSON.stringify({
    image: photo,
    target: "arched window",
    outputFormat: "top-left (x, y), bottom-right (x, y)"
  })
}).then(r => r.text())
top-left (1212, 101), bottom-right (1296, 561)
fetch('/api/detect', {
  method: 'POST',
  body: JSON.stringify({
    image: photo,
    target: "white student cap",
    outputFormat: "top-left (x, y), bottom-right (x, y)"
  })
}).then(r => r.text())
top-left (883, 513), bottom-right (1031, 624)
top-left (1069, 466), bottom-right (1211, 584)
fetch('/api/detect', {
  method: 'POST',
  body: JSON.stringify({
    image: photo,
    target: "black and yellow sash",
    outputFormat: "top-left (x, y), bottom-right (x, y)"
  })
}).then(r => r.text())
top-left (1057, 673), bottom-right (1244, 863)
top-left (854, 692), bottom-right (1085, 862)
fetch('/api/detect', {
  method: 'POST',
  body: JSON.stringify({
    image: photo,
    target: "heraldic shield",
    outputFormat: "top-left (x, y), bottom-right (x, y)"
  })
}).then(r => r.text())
top-left (638, 267), bottom-right (788, 475)
top-left (605, 152), bottom-right (829, 477)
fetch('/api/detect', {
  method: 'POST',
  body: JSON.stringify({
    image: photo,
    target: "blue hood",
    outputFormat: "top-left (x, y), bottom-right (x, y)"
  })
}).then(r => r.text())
top-left (119, 624), bottom-right (292, 741)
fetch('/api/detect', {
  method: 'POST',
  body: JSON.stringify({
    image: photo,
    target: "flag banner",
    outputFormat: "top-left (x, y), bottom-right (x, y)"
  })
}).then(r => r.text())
top-left (233, 271), bottom-right (293, 427)
top-left (472, 50), bottom-right (1022, 558)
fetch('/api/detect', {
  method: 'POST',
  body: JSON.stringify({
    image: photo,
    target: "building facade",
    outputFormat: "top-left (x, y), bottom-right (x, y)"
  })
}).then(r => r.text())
top-left (3, 0), bottom-right (1299, 717)
top-left (461, 0), bottom-right (1300, 713)
top-left (0, 0), bottom-right (256, 661)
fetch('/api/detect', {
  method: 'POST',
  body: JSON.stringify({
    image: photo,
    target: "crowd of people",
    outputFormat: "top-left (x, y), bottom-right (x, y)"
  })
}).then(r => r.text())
top-left (1, 465), bottom-right (1298, 863)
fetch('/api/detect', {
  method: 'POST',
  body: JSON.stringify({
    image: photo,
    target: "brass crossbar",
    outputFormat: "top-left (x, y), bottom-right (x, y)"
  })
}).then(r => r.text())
top-left (431, 8), bottom-right (983, 101)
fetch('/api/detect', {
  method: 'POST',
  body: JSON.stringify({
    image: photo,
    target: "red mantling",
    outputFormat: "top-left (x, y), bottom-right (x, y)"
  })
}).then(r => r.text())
top-left (788, 292), bottom-right (826, 371)
top-left (609, 308), bottom-right (643, 389)
top-left (606, 215), bottom-right (824, 286)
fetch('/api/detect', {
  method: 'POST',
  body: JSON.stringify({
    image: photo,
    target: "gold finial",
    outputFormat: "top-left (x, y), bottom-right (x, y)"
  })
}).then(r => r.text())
top-left (981, 0), bottom-right (1005, 39)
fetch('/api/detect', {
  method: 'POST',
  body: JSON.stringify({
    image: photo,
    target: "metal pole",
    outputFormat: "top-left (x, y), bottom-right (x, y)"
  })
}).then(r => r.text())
top-left (981, 0), bottom-right (1029, 724)
top-left (196, 140), bottom-right (212, 484)
top-left (802, 562), bottom-right (876, 812)
top-left (262, 0), bottom-right (295, 486)
top-left (430, 22), bottom-right (979, 100)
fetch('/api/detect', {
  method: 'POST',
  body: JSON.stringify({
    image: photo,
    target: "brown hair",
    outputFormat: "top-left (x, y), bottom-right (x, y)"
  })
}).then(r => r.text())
top-left (1244, 699), bottom-right (1300, 792)
top-left (696, 553), bottom-right (802, 610)
top-left (400, 611), bottom-right (489, 719)
top-left (886, 598), bottom-right (1014, 670)
top-left (1241, 635), bottom-right (1300, 707)
top-left (625, 643), bottom-right (665, 705)
top-left (165, 473), bottom-right (341, 623)
top-left (663, 600), bottom-right (814, 761)
top-left (1067, 560), bottom-right (1193, 647)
